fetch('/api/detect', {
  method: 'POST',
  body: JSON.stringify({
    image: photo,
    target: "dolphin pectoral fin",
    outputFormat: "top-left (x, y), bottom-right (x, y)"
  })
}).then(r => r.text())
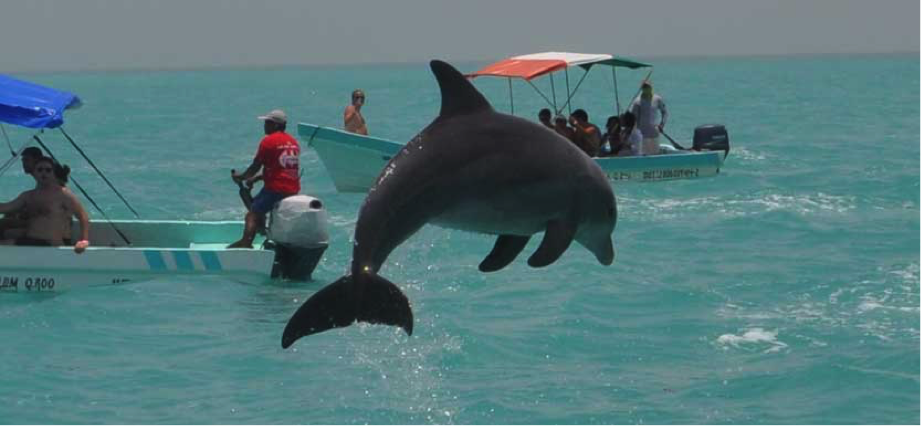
top-left (479, 235), bottom-right (531, 272)
top-left (282, 274), bottom-right (413, 348)
top-left (528, 220), bottom-right (576, 268)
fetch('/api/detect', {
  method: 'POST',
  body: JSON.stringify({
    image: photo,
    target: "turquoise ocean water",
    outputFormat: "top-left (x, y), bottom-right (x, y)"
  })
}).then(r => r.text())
top-left (0, 54), bottom-right (918, 424)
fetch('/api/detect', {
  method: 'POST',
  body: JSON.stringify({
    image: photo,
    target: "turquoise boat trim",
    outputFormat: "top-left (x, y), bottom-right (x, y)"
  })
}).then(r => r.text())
top-left (144, 250), bottom-right (167, 271)
top-left (199, 251), bottom-right (223, 271)
top-left (172, 251), bottom-right (194, 271)
top-left (300, 123), bottom-right (403, 155)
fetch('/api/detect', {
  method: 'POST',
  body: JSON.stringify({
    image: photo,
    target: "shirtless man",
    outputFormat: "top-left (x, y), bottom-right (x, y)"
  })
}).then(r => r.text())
top-left (0, 147), bottom-right (43, 236)
top-left (343, 89), bottom-right (368, 135)
top-left (568, 109), bottom-right (602, 157)
top-left (553, 115), bottom-right (575, 142)
top-left (0, 157), bottom-right (90, 253)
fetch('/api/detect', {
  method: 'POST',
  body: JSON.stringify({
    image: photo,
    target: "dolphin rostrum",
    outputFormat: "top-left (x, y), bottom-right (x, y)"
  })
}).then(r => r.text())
top-left (282, 60), bottom-right (617, 348)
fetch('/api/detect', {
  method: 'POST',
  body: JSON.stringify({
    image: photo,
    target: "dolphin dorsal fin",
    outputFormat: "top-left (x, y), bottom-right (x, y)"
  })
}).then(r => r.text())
top-left (430, 60), bottom-right (493, 117)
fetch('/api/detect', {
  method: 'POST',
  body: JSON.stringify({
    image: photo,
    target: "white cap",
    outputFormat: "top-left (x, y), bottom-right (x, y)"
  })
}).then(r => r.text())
top-left (258, 109), bottom-right (287, 124)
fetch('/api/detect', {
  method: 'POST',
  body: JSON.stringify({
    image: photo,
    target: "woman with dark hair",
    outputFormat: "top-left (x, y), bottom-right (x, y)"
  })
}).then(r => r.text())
top-left (601, 115), bottom-right (626, 157)
top-left (53, 161), bottom-right (70, 185)
top-left (620, 111), bottom-right (644, 157)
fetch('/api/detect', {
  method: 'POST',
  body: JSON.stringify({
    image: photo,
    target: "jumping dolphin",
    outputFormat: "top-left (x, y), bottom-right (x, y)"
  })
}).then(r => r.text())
top-left (281, 60), bottom-right (617, 348)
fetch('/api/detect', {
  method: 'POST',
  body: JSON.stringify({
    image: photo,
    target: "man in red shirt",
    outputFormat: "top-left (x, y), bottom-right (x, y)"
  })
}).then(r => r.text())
top-left (228, 109), bottom-right (300, 249)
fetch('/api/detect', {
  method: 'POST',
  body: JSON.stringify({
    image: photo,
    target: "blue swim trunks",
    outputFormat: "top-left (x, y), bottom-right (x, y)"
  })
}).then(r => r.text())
top-left (251, 188), bottom-right (292, 214)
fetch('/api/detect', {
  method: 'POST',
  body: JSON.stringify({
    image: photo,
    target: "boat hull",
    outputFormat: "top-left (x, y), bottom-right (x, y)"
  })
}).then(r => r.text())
top-left (1, 220), bottom-right (326, 292)
top-left (1, 245), bottom-right (275, 292)
top-left (298, 123), bottom-right (725, 193)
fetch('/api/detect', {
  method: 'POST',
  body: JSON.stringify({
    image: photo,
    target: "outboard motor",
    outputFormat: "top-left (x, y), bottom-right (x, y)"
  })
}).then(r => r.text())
top-left (692, 124), bottom-right (730, 158)
top-left (267, 195), bottom-right (329, 281)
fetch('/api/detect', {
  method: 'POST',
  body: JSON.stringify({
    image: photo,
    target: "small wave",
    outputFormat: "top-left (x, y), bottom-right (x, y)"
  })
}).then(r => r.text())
top-left (627, 191), bottom-right (856, 220)
top-left (717, 328), bottom-right (788, 353)
top-left (732, 147), bottom-right (768, 161)
top-left (191, 207), bottom-right (243, 221)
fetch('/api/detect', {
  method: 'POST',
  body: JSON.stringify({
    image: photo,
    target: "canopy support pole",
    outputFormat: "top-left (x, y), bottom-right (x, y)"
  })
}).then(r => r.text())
top-left (549, 74), bottom-right (558, 114)
top-left (0, 128), bottom-right (36, 179)
top-left (565, 67), bottom-right (572, 116)
top-left (32, 135), bottom-right (132, 246)
top-left (507, 77), bottom-right (514, 115)
top-left (559, 68), bottom-right (593, 115)
top-left (526, 80), bottom-right (556, 111)
top-left (613, 67), bottom-right (621, 115)
top-left (0, 140), bottom-right (30, 179)
top-left (59, 127), bottom-right (140, 218)
top-left (1, 123), bottom-right (15, 156)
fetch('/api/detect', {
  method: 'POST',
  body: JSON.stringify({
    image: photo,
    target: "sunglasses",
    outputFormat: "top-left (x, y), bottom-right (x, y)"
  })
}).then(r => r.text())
top-left (353, 96), bottom-right (365, 100)
top-left (34, 167), bottom-right (53, 174)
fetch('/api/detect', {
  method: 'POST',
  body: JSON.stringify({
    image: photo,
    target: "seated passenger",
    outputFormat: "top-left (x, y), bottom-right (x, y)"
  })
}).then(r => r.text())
top-left (0, 147), bottom-right (43, 237)
top-left (538, 108), bottom-right (553, 129)
top-left (553, 115), bottom-right (576, 142)
top-left (0, 157), bottom-right (90, 253)
top-left (620, 112), bottom-right (644, 156)
top-left (602, 115), bottom-right (629, 157)
top-left (568, 109), bottom-right (602, 157)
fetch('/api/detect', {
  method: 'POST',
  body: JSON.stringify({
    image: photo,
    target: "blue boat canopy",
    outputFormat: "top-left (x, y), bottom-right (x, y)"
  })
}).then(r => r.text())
top-left (0, 74), bottom-right (82, 129)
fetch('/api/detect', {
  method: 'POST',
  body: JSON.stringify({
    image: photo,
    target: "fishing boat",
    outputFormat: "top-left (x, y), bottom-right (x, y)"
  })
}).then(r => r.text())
top-left (298, 52), bottom-right (730, 193)
top-left (0, 75), bottom-right (329, 292)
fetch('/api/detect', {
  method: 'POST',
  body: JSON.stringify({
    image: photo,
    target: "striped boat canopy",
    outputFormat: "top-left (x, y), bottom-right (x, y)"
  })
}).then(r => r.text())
top-left (469, 52), bottom-right (651, 81)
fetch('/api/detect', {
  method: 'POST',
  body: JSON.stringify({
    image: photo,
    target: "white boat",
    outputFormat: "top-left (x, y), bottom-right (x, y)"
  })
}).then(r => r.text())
top-left (299, 52), bottom-right (730, 193)
top-left (1, 214), bottom-right (328, 292)
top-left (0, 75), bottom-right (329, 292)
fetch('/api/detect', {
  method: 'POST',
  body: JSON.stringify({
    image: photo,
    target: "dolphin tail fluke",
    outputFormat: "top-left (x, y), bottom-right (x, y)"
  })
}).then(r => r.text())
top-left (281, 274), bottom-right (413, 348)
top-left (355, 273), bottom-right (414, 336)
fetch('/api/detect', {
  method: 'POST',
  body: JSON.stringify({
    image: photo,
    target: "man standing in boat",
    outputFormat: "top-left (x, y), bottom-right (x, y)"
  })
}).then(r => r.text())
top-left (344, 89), bottom-right (368, 135)
top-left (629, 81), bottom-right (668, 155)
top-left (228, 109), bottom-right (300, 249)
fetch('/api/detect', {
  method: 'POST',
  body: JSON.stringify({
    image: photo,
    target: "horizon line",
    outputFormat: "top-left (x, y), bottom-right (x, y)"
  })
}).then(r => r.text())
top-left (3, 50), bottom-right (917, 75)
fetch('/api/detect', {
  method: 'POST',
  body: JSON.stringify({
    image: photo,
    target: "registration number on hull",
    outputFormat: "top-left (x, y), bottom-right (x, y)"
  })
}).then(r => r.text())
top-left (608, 168), bottom-right (704, 182)
top-left (0, 275), bottom-right (56, 292)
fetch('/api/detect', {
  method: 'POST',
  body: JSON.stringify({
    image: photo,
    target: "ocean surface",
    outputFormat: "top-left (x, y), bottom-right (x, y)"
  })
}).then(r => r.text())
top-left (0, 54), bottom-right (918, 424)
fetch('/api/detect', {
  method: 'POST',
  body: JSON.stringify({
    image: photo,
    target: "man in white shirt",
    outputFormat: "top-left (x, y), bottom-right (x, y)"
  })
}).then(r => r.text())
top-left (629, 81), bottom-right (668, 155)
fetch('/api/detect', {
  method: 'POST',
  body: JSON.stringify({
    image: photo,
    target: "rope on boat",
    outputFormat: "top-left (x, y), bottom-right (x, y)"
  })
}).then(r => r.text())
top-left (59, 127), bottom-right (140, 218)
top-left (33, 135), bottom-right (132, 246)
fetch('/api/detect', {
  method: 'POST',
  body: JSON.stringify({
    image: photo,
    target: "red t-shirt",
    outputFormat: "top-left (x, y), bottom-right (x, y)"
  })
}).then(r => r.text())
top-left (255, 131), bottom-right (300, 194)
